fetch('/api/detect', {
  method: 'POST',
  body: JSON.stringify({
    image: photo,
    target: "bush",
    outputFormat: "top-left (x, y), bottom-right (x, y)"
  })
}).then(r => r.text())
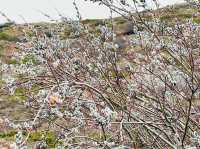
top-left (2, 0), bottom-right (200, 148)
top-left (0, 22), bottom-right (14, 30)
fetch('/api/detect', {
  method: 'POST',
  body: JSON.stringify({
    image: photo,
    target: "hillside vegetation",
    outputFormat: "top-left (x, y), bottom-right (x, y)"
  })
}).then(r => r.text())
top-left (1, 3), bottom-right (200, 148)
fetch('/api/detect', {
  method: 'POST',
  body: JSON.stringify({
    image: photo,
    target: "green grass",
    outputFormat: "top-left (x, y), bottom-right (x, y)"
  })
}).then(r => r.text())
top-left (0, 32), bottom-right (17, 41)
top-left (7, 59), bottom-right (19, 65)
top-left (160, 13), bottom-right (194, 21)
top-left (0, 45), bottom-right (3, 57)
top-left (114, 17), bottom-right (127, 25)
top-left (0, 130), bottom-right (17, 141)
top-left (0, 24), bottom-right (19, 42)
top-left (0, 130), bottom-right (57, 148)
top-left (82, 19), bottom-right (103, 26)
top-left (28, 131), bottom-right (57, 147)
top-left (8, 87), bottom-right (27, 101)
top-left (157, 4), bottom-right (200, 24)
top-left (193, 17), bottom-right (200, 23)
top-left (21, 54), bottom-right (38, 65)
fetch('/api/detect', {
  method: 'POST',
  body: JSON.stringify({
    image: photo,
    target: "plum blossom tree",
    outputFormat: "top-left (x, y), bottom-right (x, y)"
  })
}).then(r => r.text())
top-left (1, 0), bottom-right (200, 148)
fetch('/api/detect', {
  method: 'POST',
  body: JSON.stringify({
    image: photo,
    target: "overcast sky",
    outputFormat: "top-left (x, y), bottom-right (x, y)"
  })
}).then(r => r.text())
top-left (0, 0), bottom-right (185, 24)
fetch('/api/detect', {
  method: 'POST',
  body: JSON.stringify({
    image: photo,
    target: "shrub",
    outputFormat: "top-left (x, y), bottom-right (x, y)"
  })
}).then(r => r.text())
top-left (2, 0), bottom-right (200, 148)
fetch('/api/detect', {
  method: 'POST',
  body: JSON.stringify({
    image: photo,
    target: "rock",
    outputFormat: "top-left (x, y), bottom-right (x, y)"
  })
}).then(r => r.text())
top-left (115, 21), bottom-right (135, 36)
top-left (114, 36), bottom-right (130, 49)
